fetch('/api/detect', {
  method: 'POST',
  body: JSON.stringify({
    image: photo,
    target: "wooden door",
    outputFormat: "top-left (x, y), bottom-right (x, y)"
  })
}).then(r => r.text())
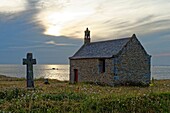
top-left (74, 69), bottom-right (78, 82)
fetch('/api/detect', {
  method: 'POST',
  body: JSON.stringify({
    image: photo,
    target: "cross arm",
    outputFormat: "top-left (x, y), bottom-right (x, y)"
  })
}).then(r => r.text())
top-left (32, 59), bottom-right (37, 64)
top-left (23, 59), bottom-right (28, 65)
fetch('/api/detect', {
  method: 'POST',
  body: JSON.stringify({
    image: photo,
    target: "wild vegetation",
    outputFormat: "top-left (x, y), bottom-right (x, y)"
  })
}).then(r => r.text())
top-left (0, 75), bottom-right (170, 112)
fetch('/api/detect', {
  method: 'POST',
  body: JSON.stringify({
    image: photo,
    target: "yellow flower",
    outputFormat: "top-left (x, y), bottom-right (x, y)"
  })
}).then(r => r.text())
top-left (149, 84), bottom-right (154, 87)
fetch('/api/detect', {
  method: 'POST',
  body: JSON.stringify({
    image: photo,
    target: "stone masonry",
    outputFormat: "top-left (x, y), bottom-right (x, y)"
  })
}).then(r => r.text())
top-left (70, 59), bottom-right (114, 85)
top-left (113, 36), bottom-right (151, 85)
top-left (69, 29), bottom-right (151, 86)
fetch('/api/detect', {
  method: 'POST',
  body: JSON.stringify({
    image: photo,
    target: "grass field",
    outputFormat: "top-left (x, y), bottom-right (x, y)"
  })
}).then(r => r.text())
top-left (0, 75), bottom-right (170, 112)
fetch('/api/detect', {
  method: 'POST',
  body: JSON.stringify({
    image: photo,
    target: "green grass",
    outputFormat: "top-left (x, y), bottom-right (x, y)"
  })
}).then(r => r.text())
top-left (0, 75), bottom-right (170, 112)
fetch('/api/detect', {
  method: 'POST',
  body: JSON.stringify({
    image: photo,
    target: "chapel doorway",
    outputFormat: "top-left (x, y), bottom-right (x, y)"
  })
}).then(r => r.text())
top-left (74, 69), bottom-right (78, 82)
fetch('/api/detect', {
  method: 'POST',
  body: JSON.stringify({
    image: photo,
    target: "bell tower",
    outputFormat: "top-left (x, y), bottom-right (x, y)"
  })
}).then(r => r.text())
top-left (84, 28), bottom-right (90, 44)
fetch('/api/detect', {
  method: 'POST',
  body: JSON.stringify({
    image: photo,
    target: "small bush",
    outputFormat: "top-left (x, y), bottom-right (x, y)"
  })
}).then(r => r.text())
top-left (42, 92), bottom-right (87, 101)
top-left (119, 81), bottom-right (150, 87)
top-left (0, 88), bottom-right (26, 101)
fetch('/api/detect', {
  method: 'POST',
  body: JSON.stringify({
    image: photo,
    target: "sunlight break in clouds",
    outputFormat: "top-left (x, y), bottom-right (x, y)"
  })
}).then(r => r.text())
top-left (43, 12), bottom-right (85, 36)
top-left (36, 0), bottom-right (98, 38)
top-left (43, 11), bottom-right (94, 37)
top-left (0, 0), bottom-right (27, 13)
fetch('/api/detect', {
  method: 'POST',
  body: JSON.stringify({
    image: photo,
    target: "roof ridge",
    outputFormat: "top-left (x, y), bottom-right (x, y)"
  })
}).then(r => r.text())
top-left (88, 37), bottom-right (131, 45)
top-left (70, 36), bottom-right (132, 59)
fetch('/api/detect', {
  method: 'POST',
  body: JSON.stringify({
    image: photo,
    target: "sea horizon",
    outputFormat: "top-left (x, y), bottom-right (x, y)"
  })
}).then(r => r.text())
top-left (1, 63), bottom-right (170, 66)
top-left (0, 64), bottom-right (170, 80)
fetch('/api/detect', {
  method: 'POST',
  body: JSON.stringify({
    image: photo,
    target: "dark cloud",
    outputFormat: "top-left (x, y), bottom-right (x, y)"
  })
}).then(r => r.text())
top-left (0, 6), bottom-right (81, 64)
top-left (0, 10), bottom-right (44, 46)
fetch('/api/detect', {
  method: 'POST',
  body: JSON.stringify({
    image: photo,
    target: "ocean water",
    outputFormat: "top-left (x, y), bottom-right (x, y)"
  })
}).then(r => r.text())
top-left (0, 65), bottom-right (69, 81)
top-left (0, 65), bottom-right (169, 81)
top-left (152, 66), bottom-right (170, 80)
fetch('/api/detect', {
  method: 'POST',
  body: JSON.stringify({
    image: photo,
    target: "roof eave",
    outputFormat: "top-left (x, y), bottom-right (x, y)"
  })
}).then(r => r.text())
top-left (70, 56), bottom-right (113, 60)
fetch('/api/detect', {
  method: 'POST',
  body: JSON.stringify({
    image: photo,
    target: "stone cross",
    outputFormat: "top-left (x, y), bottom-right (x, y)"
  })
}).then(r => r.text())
top-left (23, 53), bottom-right (36, 88)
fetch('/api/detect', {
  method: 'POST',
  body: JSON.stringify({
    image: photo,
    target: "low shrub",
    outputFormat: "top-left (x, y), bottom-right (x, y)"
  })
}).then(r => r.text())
top-left (42, 92), bottom-right (87, 101)
top-left (0, 88), bottom-right (26, 101)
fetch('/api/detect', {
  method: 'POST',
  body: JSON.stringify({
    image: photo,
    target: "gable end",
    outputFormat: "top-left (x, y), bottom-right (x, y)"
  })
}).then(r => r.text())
top-left (115, 34), bottom-right (150, 57)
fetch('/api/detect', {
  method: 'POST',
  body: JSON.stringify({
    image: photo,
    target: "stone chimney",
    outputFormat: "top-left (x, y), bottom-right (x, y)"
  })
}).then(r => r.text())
top-left (84, 28), bottom-right (90, 44)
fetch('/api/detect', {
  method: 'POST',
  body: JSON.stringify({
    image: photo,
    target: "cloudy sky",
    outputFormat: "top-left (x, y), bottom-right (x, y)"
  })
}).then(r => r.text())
top-left (0, 0), bottom-right (170, 65)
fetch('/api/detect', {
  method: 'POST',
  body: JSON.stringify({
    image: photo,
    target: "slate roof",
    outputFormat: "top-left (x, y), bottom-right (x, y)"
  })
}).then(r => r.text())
top-left (70, 37), bottom-right (132, 59)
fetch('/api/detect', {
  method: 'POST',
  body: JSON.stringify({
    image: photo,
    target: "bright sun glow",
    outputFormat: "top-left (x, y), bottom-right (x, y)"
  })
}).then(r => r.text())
top-left (44, 25), bottom-right (62, 36)
top-left (43, 12), bottom-right (76, 36)
top-left (38, 6), bottom-right (95, 37)
top-left (41, 11), bottom-right (93, 36)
